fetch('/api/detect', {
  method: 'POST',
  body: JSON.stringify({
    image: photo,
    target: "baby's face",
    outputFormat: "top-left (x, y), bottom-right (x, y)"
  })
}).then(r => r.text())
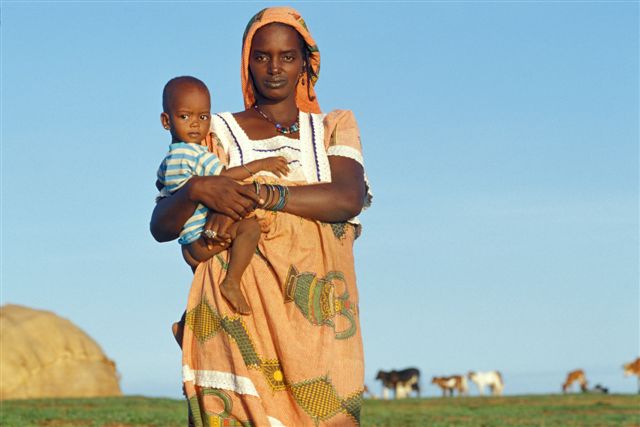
top-left (165, 85), bottom-right (211, 144)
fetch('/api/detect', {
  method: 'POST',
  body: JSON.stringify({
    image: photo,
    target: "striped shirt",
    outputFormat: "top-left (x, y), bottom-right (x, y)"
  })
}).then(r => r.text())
top-left (157, 142), bottom-right (224, 245)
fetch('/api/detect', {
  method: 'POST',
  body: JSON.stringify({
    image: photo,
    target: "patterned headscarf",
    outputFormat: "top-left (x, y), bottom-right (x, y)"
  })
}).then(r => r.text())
top-left (241, 7), bottom-right (321, 113)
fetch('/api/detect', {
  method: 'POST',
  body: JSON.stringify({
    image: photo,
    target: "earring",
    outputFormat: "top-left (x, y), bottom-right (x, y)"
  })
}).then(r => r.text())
top-left (300, 75), bottom-right (306, 86)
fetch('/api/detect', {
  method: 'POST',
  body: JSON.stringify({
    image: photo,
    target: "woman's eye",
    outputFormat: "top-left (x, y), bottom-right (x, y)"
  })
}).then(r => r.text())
top-left (254, 54), bottom-right (268, 62)
top-left (283, 55), bottom-right (295, 62)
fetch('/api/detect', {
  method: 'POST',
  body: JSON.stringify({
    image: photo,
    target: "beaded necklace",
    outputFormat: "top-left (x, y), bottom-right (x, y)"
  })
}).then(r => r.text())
top-left (253, 104), bottom-right (300, 135)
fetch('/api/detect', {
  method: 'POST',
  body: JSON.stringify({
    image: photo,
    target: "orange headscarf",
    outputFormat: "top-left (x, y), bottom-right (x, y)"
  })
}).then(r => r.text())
top-left (241, 7), bottom-right (321, 113)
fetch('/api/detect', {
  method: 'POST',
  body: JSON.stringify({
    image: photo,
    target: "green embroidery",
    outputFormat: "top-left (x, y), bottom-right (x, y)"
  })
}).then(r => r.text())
top-left (202, 389), bottom-right (253, 427)
top-left (283, 265), bottom-right (358, 339)
top-left (323, 221), bottom-right (355, 240)
top-left (342, 389), bottom-right (364, 425)
top-left (290, 376), bottom-right (363, 426)
top-left (185, 299), bottom-right (222, 343)
top-left (215, 254), bottom-right (228, 270)
top-left (221, 317), bottom-right (261, 367)
top-left (188, 396), bottom-right (204, 427)
top-left (330, 223), bottom-right (348, 240)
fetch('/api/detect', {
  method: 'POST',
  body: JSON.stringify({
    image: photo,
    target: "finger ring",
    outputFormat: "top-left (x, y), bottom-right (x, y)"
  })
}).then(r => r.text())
top-left (203, 230), bottom-right (217, 239)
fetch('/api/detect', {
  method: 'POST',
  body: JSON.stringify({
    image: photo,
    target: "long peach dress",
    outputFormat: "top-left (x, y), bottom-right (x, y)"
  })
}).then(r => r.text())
top-left (181, 110), bottom-right (370, 427)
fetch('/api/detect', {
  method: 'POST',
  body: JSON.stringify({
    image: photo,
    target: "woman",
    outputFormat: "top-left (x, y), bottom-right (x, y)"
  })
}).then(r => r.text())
top-left (151, 7), bottom-right (370, 426)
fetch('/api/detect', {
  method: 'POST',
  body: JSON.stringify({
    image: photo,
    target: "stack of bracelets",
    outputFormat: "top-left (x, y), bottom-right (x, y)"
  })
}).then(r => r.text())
top-left (253, 181), bottom-right (290, 211)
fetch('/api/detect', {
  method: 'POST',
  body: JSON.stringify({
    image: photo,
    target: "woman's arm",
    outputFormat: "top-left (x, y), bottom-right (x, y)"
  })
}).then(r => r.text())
top-left (271, 156), bottom-right (366, 222)
top-left (150, 175), bottom-right (260, 242)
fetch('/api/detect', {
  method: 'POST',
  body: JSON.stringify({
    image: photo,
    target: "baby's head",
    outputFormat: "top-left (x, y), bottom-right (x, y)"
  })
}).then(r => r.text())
top-left (161, 76), bottom-right (211, 144)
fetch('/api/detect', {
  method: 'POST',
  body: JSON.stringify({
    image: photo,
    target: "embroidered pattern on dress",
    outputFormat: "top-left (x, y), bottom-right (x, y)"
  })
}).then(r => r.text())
top-left (252, 145), bottom-right (301, 153)
top-left (289, 376), bottom-right (363, 426)
top-left (324, 222), bottom-right (354, 241)
top-left (283, 265), bottom-right (358, 340)
top-left (309, 114), bottom-right (321, 181)
top-left (215, 254), bottom-right (229, 271)
top-left (185, 297), bottom-right (361, 424)
top-left (203, 389), bottom-right (254, 427)
top-left (185, 298), bottom-right (285, 390)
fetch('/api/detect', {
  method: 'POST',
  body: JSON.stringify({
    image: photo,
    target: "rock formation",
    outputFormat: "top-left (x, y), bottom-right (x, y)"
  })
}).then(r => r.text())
top-left (0, 304), bottom-right (121, 399)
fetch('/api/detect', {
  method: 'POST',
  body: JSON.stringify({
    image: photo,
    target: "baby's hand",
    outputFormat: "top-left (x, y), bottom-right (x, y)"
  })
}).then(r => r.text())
top-left (254, 156), bottom-right (289, 178)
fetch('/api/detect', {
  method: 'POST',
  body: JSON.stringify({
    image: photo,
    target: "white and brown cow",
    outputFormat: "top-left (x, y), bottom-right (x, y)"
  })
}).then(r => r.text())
top-left (431, 375), bottom-right (468, 397)
top-left (468, 370), bottom-right (504, 396)
top-left (375, 368), bottom-right (421, 399)
top-left (562, 369), bottom-right (588, 393)
top-left (623, 357), bottom-right (640, 394)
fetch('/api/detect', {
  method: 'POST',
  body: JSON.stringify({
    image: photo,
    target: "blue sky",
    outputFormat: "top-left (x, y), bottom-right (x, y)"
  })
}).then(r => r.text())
top-left (1, 1), bottom-right (638, 398)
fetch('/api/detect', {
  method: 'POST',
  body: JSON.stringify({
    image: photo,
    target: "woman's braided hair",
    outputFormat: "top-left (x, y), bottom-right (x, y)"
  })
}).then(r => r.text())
top-left (299, 33), bottom-right (317, 103)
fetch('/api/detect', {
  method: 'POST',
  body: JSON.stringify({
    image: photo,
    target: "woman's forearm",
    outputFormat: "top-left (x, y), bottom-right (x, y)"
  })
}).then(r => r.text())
top-left (150, 180), bottom-right (200, 242)
top-left (272, 156), bottom-right (367, 222)
top-left (284, 182), bottom-right (364, 222)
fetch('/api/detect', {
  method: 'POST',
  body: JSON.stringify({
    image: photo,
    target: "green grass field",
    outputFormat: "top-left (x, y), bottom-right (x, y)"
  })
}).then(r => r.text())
top-left (1, 394), bottom-right (638, 427)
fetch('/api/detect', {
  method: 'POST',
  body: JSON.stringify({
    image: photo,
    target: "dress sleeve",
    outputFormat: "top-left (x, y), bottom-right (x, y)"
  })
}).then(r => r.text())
top-left (203, 115), bottom-right (232, 168)
top-left (324, 110), bottom-right (364, 165)
top-left (323, 110), bottom-right (373, 210)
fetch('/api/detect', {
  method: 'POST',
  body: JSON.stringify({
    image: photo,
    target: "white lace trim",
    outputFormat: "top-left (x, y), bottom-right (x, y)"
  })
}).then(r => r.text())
top-left (327, 145), bottom-right (364, 165)
top-left (310, 112), bottom-right (331, 183)
top-left (182, 365), bottom-right (259, 396)
top-left (268, 416), bottom-right (286, 426)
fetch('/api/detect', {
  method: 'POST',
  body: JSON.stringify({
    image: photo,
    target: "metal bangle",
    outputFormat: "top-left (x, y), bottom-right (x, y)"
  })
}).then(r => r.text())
top-left (242, 164), bottom-right (254, 177)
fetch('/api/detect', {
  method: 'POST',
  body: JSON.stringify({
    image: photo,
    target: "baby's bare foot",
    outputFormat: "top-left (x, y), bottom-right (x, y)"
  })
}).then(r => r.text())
top-left (220, 278), bottom-right (251, 315)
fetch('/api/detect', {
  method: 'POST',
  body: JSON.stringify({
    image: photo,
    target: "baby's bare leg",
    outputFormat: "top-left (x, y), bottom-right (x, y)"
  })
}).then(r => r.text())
top-left (185, 236), bottom-right (228, 267)
top-left (220, 218), bottom-right (261, 315)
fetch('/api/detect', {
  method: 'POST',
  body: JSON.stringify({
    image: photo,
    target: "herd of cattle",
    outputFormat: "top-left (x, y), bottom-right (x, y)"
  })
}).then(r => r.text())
top-left (370, 357), bottom-right (640, 399)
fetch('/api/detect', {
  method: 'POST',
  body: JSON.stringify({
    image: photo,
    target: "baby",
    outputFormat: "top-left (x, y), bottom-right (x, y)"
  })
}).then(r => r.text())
top-left (157, 76), bottom-right (289, 315)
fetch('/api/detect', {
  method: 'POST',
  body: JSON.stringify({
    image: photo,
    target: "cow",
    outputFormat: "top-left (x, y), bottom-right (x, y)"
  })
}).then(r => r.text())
top-left (592, 384), bottom-right (609, 394)
top-left (375, 368), bottom-right (421, 399)
top-left (431, 375), bottom-right (468, 397)
top-left (623, 357), bottom-right (640, 394)
top-left (562, 369), bottom-right (588, 393)
top-left (468, 370), bottom-right (504, 396)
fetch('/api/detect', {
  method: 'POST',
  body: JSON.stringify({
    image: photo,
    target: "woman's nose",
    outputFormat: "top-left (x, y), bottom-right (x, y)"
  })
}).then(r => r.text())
top-left (268, 59), bottom-right (281, 74)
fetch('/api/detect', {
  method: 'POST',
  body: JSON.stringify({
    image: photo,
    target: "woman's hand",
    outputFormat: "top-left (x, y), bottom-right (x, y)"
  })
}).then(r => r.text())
top-left (190, 176), bottom-right (260, 219)
top-left (201, 213), bottom-right (235, 248)
top-left (150, 175), bottom-right (260, 242)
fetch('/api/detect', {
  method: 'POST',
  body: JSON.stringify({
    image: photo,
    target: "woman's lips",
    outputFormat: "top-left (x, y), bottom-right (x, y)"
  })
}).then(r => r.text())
top-left (264, 79), bottom-right (287, 89)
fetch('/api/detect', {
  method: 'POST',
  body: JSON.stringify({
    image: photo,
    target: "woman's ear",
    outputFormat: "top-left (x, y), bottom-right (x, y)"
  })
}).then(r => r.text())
top-left (160, 112), bottom-right (170, 130)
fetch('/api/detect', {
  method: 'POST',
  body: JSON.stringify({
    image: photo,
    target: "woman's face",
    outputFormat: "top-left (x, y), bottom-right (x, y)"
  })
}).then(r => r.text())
top-left (249, 23), bottom-right (304, 104)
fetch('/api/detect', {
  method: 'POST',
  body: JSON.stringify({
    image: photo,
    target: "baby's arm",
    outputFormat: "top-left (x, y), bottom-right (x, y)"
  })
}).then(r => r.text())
top-left (221, 156), bottom-right (290, 179)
